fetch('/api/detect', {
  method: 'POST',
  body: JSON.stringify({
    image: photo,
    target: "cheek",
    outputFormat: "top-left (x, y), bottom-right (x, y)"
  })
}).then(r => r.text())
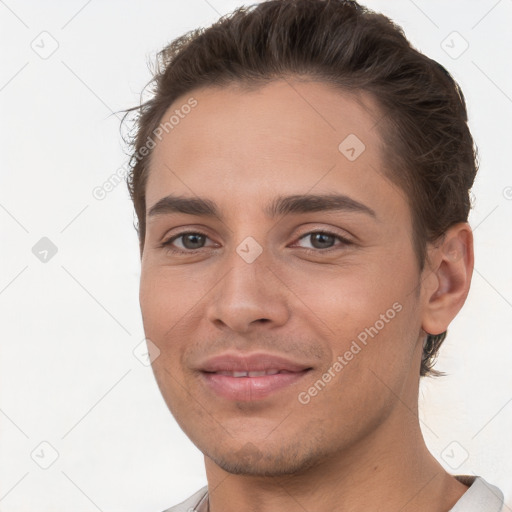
top-left (139, 268), bottom-right (186, 380)
top-left (139, 264), bottom-right (215, 389)
top-left (140, 264), bottom-right (201, 335)
top-left (296, 259), bottom-right (410, 331)
top-left (298, 252), bottom-right (420, 372)
top-left (139, 267), bottom-right (198, 413)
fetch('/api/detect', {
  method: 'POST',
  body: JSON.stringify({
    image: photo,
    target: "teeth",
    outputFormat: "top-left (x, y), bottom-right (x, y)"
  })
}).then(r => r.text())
top-left (217, 369), bottom-right (283, 377)
top-left (248, 371), bottom-right (266, 377)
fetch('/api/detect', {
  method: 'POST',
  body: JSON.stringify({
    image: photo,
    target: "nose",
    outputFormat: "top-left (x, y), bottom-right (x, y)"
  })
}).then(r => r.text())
top-left (206, 248), bottom-right (290, 334)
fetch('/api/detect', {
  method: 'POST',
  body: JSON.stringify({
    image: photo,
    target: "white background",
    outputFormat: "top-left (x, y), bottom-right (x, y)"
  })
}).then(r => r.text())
top-left (1, 0), bottom-right (511, 510)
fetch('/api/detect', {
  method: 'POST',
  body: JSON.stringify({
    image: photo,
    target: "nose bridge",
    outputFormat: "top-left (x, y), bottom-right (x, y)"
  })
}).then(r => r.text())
top-left (206, 235), bottom-right (289, 331)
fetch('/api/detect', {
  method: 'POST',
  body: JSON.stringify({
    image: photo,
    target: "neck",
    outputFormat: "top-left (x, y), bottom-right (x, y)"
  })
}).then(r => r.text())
top-left (204, 397), bottom-right (468, 512)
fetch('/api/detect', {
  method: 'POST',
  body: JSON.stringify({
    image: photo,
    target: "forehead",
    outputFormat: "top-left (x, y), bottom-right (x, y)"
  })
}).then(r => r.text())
top-left (146, 79), bottom-right (404, 219)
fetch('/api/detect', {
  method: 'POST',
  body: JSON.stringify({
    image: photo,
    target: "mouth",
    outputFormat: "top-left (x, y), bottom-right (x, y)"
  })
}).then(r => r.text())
top-left (197, 352), bottom-right (313, 401)
top-left (212, 369), bottom-right (296, 377)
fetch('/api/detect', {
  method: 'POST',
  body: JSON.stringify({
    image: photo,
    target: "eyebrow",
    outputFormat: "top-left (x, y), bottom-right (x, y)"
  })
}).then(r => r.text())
top-left (147, 193), bottom-right (376, 220)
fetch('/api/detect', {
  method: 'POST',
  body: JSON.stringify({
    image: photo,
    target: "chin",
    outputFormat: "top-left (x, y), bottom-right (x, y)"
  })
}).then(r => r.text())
top-left (205, 440), bottom-right (326, 477)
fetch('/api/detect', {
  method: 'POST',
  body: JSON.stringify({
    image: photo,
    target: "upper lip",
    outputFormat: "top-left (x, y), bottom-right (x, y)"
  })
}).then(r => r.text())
top-left (197, 352), bottom-right (312, 373)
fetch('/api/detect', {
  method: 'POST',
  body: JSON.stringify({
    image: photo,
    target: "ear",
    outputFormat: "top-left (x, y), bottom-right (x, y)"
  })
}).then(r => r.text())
top-left (421, 223), bottom-right (474, 336)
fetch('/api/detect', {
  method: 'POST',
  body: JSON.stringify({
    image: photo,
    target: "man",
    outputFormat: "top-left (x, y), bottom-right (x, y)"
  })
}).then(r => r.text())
top-left (122, 0), bottom-right (505, 510)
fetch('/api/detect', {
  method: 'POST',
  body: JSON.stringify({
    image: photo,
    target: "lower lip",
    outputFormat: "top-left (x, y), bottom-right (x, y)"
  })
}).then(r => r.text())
top-left (200, 370), bottom-right (311, 401)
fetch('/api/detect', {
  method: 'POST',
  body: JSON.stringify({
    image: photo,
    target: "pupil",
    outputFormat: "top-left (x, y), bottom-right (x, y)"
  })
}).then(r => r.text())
top-left (184, 234), bottom-right (204, 249)
top-left (312, 233), bottom-right (334, 249)
top-left (180, 233), bottom-right (334, 250)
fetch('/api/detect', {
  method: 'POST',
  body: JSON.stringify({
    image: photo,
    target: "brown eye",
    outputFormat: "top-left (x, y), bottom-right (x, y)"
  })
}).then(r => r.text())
top-left (308, 232), bottom-right (336, 249)
top-left (161, 232), bottom-right (213, 253)
top-left (179, 233), bottom-right (207, 250)
top-left (295, 231), bottom-right (351, 252)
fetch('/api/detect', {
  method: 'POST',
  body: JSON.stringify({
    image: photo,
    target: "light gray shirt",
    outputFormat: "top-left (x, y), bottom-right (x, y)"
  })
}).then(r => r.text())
top-left (162, 475), bottom-right (504, 512)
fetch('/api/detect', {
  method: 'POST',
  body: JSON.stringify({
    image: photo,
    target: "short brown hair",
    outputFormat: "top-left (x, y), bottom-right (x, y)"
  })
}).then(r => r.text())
top-left (121, 0), bottom-right (478, 376)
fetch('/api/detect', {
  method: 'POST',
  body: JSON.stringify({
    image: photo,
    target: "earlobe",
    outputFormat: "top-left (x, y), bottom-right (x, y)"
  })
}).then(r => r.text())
top-left (421, 223), bottom-right (474, 336)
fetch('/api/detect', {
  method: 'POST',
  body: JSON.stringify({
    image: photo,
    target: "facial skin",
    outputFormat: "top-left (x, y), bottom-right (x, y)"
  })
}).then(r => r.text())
top-left (139, 79), bottom-right (473, 511)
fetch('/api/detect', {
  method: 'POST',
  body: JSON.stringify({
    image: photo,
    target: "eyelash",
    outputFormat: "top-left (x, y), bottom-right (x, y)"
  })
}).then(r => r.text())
top-left (159, 230), bottom-right (352, 255)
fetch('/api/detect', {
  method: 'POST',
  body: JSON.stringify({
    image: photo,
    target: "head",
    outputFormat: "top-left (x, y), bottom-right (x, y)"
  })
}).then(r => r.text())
top-left (122, 0), bottom-right (476, 476)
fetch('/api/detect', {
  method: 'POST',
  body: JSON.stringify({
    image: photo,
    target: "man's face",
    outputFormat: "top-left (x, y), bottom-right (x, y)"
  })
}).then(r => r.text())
top-left (140, 80), bottom-right (428, 475)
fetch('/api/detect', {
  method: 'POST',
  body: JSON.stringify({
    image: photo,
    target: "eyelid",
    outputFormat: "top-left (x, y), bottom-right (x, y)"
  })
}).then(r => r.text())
top-left (160, 230), bottom-right (216, 252)
top-left (290, 229), bottom-right (353, 252)
top-left (160, 226), bottom-right (353, 254)
top-left (293, 225), bottom-right (353, 242)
